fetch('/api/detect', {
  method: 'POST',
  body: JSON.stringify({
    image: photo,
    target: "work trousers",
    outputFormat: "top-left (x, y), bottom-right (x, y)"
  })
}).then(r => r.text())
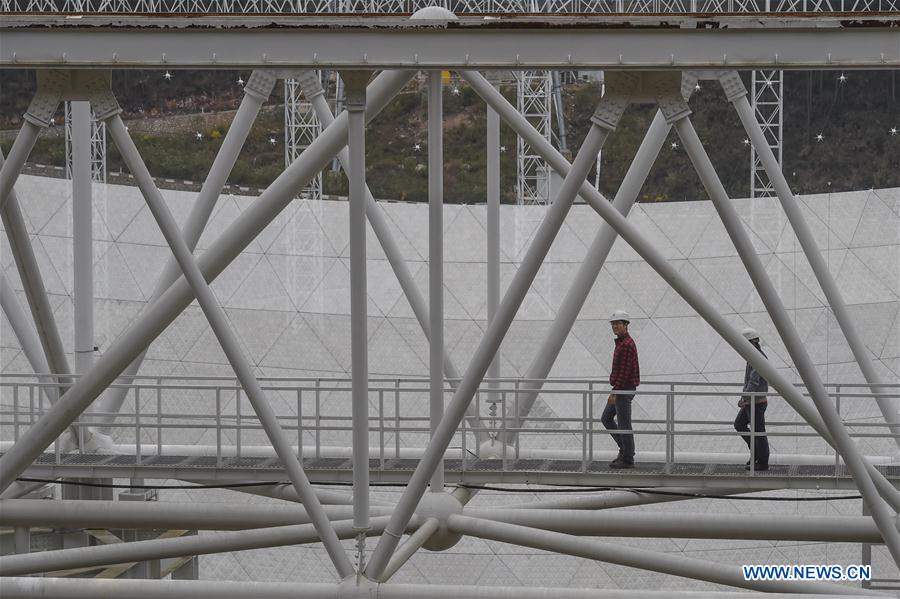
top-left (600, 390), bottom-right (635, 461)
top-left (734, 401), bottom-right (769, 466)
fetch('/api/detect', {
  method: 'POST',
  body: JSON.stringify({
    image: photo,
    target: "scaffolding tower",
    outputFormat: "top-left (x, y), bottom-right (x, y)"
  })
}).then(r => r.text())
top-left (750, 70), bottom-right (783, 198)
top-left (64, 102), bottom-right (106, 183)
top-left (515, 71), bottom-right (553, 206)
top-left (284, 76), bottom-right (323, 200)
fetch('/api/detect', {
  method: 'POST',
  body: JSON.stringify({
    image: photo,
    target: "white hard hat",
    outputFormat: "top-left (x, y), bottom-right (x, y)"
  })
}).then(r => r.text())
top-left (609, 310), bottom-right (631, 324)
top-left (741, 327), bottom-right (760, 341)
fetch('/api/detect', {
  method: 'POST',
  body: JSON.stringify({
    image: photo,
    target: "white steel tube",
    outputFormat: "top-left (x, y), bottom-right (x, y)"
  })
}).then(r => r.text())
top-left (459, 70), bottom-right (900, 514)
top-left (71, 101), bottom-right (94, 376)
top-left (344, 71), bottom-right (371, 535)
top-left (0, 70), bottom-right (415, 496)
top-left (0, 516), bottom-right (398, 577)
top-left (428, 70), bottom-right (445, 492)
top-left (466, 508), bottom-right (882, 542)
top-left (104, 113), bottom-right (355, 578)
top-left (180, 478), bottom-right (392, 508)
top-left (299, 72), bottom-right (485, 439)
top-left (0, 271), bottom-right (59, 405)
top-left (377, 517), bottom-right (440, 582)
top-left (674, 115), bottom-right (900, 565)
top-left (505, 486), bottom-right (746, 510)
top-left (0, 498), bottom-right (395, 530)
top-left (0, 149), bottom-right (74, 398)
top-left (730, 89), bottom-right (899, 447)
top-left (486, 75), bottom-right (501, 391)
top-left (447, 515), bottom-right (871, 595)
top-left (94, 73), bottom-right (276, 423)
top-left (366, 113), bottom-right (616, 580)
top-left (0, 121), bottom-right (41, 211)
top-left (1, 579), bottom-right (872, 599)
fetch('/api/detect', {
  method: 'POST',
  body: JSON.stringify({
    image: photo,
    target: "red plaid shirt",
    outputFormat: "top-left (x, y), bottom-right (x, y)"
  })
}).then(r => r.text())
top-left (609, 333), bottom-right (640, 390)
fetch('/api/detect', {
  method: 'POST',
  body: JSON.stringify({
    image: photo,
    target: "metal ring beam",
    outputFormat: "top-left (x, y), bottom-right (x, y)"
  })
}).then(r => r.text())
top-left (1, 18), bottom-right (899, 69)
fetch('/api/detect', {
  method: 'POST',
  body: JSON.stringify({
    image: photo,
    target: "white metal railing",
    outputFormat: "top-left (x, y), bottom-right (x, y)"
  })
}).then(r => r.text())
top-left (1, 374), bottom-right (898, 476)
top-left (1, 0), bottom-right (898, 12)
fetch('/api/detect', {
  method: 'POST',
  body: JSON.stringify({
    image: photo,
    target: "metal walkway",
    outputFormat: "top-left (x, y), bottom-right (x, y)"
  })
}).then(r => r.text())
top-left (13, 453), bottom-right (900, 491)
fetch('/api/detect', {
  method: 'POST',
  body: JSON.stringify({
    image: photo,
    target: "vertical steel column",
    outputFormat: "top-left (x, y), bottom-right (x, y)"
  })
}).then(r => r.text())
top-left (95, 71), bottom-right (277, 423)
top-left (366, 95), bottom-right (623, 580)
top-left (460, 69), bottom-right (900, 512)
top-left (724, 74), bottom-right (899, 449)
top-left (342, 71), bottom-right (372, 544)
top-left (71, 102), bottom-right (94, 376)
top-left (296, 71), bottom-right (487, 439)
top-left (428, 70), bottom-right (445, 493)
top-left (673, 113), bottom-right (900, 564)
top-left (0, 70), bottom-right (415, 497)
top-left (486, 73), bottom-right (501, 401)
top-left (103, 112), bottom-right (355, 579)
top-left (508, 110), bottom-right (670, 437)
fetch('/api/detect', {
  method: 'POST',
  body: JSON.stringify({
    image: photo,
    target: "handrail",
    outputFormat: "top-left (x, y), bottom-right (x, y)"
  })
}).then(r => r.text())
top-left (1, 375), bottom-right (898, 476)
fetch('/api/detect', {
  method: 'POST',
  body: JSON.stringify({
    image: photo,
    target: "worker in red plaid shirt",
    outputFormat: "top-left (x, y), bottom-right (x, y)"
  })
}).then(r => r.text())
top-left (601, 310), bottom-right (641, 469)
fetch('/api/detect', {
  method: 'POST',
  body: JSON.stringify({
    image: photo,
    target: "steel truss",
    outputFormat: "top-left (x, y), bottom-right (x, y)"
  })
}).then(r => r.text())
top-left (9, 5), bottom-right (898, 199)
top-left (64, 102), bottom-right (106, 183)
top-left (284, 76), bottom-right (322, 200)
top-left (750, 70), bottom-right (782, 198)
top-left (2, 0), bottom-right (899, 9)
top-left (1, 56), bottom-right (898, 597)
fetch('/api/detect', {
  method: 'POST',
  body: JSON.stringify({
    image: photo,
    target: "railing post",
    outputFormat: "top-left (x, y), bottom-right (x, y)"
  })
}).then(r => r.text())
top-left (834, 384), bottom-right (842, 476)
top-left (666, 383), bottom-right (675, 473)
top-left (315, 378), bottom-right (321, 459)
top-left (215, 388), bottom-right (222, 468)
top-left (235, 381), bottom-right (242, 459)
top-left (379, 389), bottom-right (385, 469)
top-left (13, 384), bottom-right (19, 442)
top-left (135, 385), bottom-right (142, 465)
top-left (395, 378), bottom-right (401, 460)
top-left (462, 406), bottom-right (468, 471)
top-left (156, 376), bottom-right (162, 457)
top-left (297, 388), bottom-right (303, 461)
top-left (514, 381), bottom-right (521, 460)
top-left (588, 381), bottom-right (594, 463)
top-left (581, 390), bottom-right (588, 473)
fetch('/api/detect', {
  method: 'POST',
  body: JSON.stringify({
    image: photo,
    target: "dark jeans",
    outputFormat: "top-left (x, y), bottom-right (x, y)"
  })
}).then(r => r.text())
top-left (601, 391), bottom-right (635, 461)
top-left (734, 402), bottom-right (769, 465)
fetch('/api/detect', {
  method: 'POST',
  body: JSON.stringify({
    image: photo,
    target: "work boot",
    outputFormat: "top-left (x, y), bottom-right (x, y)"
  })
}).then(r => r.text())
top-left (609, 457), bottom-right (634, 469)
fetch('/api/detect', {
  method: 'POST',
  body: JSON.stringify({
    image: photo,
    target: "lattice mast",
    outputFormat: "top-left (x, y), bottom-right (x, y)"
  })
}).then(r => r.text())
top-left (750, 70), bottom-right (783, 198)
top-left (284, 76), bottom-right (323, 200)
top-left (64, 102), bottom-right (106, 183)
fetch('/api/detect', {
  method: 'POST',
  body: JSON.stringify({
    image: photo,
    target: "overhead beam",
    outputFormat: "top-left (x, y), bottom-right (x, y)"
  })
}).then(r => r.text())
top-left (0, 578), bottom-right (876, 599)
top-left (2, 20), bottom-right (899, 69)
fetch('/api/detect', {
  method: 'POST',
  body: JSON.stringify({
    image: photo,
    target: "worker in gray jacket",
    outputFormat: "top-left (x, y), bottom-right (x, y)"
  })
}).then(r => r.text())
top-left (734, 327), bottom-right (770, 470)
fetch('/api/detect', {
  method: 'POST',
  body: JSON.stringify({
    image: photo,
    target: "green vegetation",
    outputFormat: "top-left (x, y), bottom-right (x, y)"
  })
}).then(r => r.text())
top-left (2, 70), bottom-right (897, 202)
